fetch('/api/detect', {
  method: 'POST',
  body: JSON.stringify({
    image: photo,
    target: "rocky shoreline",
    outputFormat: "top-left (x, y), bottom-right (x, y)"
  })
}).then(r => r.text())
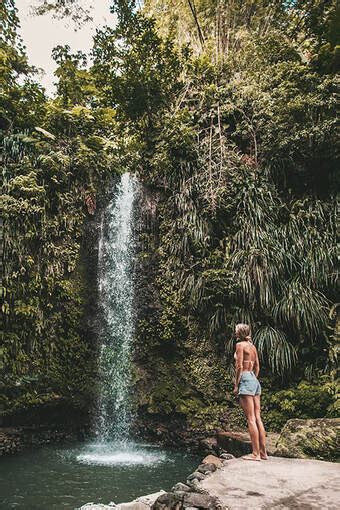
top-left (78, 452), bottom-right (232, 510)
top-left (76, 418), bottom-right (339, 510)
top-left (0, 424), bottom-right (86, 456)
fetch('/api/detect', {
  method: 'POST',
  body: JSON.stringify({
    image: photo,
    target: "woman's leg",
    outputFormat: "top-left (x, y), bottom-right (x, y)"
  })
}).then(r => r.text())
top-left (254, 395), bottom-right (267, 459)
top-left (239, 395), bottom-right (260, 459)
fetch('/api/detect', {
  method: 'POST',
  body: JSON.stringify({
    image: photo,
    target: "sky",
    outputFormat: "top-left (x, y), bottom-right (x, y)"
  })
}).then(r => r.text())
top-left (16, 0), bottom-right (115, 95)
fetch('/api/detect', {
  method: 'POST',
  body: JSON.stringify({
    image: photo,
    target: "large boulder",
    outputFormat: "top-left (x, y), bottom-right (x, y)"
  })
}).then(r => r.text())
top-left (216, 430), bottom-right (251, 456)
top-left (275, 418), bottom-right (340, 461)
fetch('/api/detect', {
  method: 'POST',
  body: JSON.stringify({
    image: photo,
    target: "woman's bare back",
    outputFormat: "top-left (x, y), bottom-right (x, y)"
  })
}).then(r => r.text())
top-left (234, 341), bottom-right (259, 372)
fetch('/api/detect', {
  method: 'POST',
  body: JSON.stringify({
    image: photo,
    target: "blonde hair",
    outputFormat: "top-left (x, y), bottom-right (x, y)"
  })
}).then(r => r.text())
top-left (235, 323), bottom-right (252, 342)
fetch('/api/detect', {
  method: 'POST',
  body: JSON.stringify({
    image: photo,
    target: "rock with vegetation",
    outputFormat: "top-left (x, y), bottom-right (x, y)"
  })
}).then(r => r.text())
top-left (275, 418), bottom-right (340, 461)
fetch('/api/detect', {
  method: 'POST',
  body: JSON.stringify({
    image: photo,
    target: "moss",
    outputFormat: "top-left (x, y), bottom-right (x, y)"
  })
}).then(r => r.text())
top-left (275, 418), bottom-right (340, 461)
top-left (2, 217), bottom-right (99, 421)
top-left (262, 380), bottom-right (338, 432)
top-left (134, 303), bottom-right (240, 432)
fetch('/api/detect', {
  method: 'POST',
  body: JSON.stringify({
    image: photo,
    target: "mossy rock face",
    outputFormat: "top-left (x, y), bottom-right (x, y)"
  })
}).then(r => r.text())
top-left (275, 418), bottom-right (340, 461)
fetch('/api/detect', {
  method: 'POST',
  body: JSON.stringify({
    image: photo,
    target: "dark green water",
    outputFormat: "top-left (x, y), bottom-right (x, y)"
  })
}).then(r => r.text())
top-left (0, 440), bottom-right (201, 509)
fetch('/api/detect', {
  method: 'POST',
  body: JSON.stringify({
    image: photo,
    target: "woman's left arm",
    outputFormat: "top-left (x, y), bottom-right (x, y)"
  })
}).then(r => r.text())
top-left (254, 349), bottom-right (260, 378)
top-left (233, 343), bottom-right (244, 395)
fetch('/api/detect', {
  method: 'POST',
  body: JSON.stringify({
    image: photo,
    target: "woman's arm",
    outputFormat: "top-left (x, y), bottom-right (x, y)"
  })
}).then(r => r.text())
top-left (233, 342), bottom-right (244, 394)
top-left (254, 349), bottom-right (260, 378)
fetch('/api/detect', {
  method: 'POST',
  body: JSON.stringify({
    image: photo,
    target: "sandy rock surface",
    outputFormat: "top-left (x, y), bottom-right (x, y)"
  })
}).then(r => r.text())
top-left (200, 456), bottom-right (340, 509)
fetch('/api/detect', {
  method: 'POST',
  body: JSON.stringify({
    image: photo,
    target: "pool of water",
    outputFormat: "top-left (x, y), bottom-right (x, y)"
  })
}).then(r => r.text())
top-left (0, 440), bottom-right (201, 509)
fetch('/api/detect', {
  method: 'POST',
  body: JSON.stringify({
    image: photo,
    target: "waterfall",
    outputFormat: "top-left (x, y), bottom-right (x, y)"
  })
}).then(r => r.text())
top-left (95, 172), bottom-right (138, 443)
top-left (75, 172), bottom-right (170, 466)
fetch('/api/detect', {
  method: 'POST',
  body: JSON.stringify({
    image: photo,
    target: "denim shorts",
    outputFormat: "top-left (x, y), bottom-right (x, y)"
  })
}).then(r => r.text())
top-left (238, 371), bottom-right (261, 396)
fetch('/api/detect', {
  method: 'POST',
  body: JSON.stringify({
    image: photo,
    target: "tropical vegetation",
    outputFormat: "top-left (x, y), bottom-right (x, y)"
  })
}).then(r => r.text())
top-left (1, 0), bottom-right (339, 433)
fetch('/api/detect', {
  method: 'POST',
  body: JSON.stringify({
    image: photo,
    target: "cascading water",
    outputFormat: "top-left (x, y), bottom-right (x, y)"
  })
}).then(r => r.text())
top-left (76, 172), bottom-right (167, 466)
top-left (96, 172), bottom-right (137, 443)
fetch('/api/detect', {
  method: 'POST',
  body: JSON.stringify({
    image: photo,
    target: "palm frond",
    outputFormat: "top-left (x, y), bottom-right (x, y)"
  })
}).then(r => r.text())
top-left (253, 325), bottom-right (297, 374)
top-left (272, 279), bottom-right (329, 341)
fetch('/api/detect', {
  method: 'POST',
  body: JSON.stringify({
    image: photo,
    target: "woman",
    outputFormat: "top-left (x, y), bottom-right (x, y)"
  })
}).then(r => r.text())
top-left (233, 323), bottom-right (268, 461)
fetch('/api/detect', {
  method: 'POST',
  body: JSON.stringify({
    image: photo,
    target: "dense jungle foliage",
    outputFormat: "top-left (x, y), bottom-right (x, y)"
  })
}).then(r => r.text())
top-left (1, 0), bottom-right (339, 433)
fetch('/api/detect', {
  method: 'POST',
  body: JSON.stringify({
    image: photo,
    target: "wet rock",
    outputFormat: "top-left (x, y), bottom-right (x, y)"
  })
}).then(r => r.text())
top-left (151, 491), bottom-right (182, 509)
top-left (275, 418), bottom-right (340, 461)
top-left (201, 455), bottom-right (222, 468)
top-left (171, 482), bottom-right (191, 492)
top-left (155, 425), bottom-right (168, 438)
top-left (187, 471), bottom-right (206, 482)
top-left (182, 491), bottom-right (220, 509)
top-left (219, 453), bottom-right (235, 460)
top-left (197, 463), bottom-right (217, 474)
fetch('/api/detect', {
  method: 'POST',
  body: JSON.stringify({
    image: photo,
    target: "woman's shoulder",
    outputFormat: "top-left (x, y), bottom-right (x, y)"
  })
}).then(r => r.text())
top-left (236, 340), bottom-right (257, 351)
top-left (235, 340), bottom-right (247, 349)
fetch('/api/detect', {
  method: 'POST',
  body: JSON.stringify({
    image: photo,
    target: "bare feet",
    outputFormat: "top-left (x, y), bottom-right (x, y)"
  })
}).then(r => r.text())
top-left (242, 453), bottom-right (261, 461)
top-left (260, 450), bottom-right (268, 460)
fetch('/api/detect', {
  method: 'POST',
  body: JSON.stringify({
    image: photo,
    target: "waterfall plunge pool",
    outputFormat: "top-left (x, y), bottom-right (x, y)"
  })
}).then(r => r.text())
top-left (0, 440), bottom-right (201, 509)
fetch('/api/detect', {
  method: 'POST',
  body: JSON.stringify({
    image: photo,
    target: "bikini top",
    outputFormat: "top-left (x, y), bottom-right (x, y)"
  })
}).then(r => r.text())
top-left (234, 348), bottom-right (255, 371)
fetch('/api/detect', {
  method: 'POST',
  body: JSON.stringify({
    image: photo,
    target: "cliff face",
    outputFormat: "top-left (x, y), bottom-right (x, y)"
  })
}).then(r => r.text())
top-left (131, 183), bottom-right (244, 447)
top-left (133, 183), bottom-right (162, 333)
top-left (130, 180), bottom-right (337, 442)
